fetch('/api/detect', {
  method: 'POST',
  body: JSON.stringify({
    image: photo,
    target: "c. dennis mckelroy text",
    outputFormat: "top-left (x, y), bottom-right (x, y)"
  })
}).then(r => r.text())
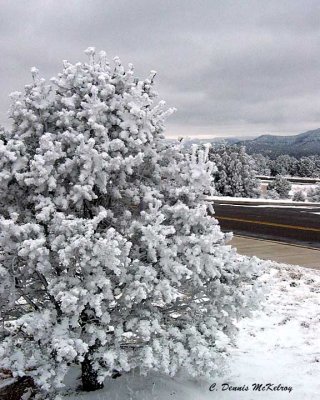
top-left (209, 383), bottom-right (293, 393)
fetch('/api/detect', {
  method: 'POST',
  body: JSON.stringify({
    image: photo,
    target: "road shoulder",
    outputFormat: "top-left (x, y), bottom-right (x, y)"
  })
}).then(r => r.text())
top-left (230, 235), bottom-right (320, 270)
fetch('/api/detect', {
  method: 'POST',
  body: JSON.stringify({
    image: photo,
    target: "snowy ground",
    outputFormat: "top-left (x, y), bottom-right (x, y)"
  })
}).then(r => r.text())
top-left (260, 181), bottom-right (317, 199)
top-left (290, 183), bottom-right (317, 197)
top-left (60, 262), bottom-right (320, 400)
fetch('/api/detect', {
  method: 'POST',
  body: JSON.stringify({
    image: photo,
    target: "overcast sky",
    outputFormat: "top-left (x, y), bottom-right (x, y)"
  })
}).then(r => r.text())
top-left (1, 0), bottom-right (320, 138)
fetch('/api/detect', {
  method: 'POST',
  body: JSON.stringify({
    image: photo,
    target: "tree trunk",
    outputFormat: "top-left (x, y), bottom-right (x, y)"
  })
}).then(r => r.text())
top-left (81, 354), bottom-right (104, 392)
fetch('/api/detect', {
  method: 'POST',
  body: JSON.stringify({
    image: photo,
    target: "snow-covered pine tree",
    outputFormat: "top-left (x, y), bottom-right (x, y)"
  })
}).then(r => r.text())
top-left (252, 153), bottom-right (271, 176)
top-left (209, 145), bottom-right (260, 198)
top-left (297, 156), bottom-right (316, 177)
top-left (307, 183), bottom-right (320, 202)
top-left (265, 189), bottom-right (280, 200)
top-left (0, 48), bottom-right (261, 395)
top-left (267, 175), bottom-right (291, 199)
top-left (269, 155), bottom-right (297, 176)
top-left (292, 190), bottom-right (306, 202)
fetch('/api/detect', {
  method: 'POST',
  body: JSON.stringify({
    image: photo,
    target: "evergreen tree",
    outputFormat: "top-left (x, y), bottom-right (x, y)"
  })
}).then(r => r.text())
top-left (209, 145), bottom-right (261, 198)
top-left (270, 155), bottom-right (291, 176)
top-left (307, 183), bottom-right (320, 202)
top-left (292, 190), bottom-right (306, 202)
top-left (314, 157), bottom-right (320, 177)
top-left (252, 154), bottom-right (271, 176)
top-left (265, 189), bottom-right (280, 200)
top-left (296, 156), bottom-right (315, 177)
top-left (0, 48), bottom-right (261, 395)
top-left (267, 175), bottom-right (291, 199)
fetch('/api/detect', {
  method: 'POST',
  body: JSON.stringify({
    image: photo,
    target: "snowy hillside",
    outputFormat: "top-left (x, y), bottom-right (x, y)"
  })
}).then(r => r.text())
top-left (237, 129), bottom-right (320, 158)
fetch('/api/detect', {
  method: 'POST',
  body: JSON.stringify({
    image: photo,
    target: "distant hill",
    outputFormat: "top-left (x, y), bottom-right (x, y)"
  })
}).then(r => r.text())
top-left (168, 129), bottom-right (320, 158)
top-left (237, 129), bottom-right (320, 158)
top-left (174, 136), bottom-right (253, 148)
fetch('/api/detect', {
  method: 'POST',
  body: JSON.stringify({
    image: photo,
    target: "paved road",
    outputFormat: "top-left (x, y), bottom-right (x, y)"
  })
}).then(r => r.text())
top-left (212, 201), bottom-right (320, 248)
top-left (231, 235), bottom-right (320, 270)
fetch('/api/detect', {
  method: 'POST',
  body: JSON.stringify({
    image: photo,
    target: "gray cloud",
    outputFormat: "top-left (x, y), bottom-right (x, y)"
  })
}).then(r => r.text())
top-left (1, 0), bottom-right (320, 137)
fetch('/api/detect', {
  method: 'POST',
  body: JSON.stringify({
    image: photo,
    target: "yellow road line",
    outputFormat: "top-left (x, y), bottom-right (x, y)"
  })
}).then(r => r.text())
top-left (216, 216), bottom-right (320, 233)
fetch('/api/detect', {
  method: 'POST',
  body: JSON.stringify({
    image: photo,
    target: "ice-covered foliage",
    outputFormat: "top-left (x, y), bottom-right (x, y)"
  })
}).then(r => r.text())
top-left (252, 153), bottom-right (271, 176)
top-left (252, 153), bottom-right (320, 178)
top-left (265, 189), bottom-right (280, 200)
top-left (307, 183), bottom-right (320, 202)
top-left (292, 190), bottom-right (306, 202)
top-left (267, 175), bottom-right (291, 199)
top-left (208, 145), bottom-right (260, 198)
top-left (0, 48), bottom-right (262, 394)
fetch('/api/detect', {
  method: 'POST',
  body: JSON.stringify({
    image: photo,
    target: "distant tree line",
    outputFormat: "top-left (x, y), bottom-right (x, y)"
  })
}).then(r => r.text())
top-left (203, 145), bottom-right (320, 202)
top-left (252, 154), bottom-right (320, 177)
